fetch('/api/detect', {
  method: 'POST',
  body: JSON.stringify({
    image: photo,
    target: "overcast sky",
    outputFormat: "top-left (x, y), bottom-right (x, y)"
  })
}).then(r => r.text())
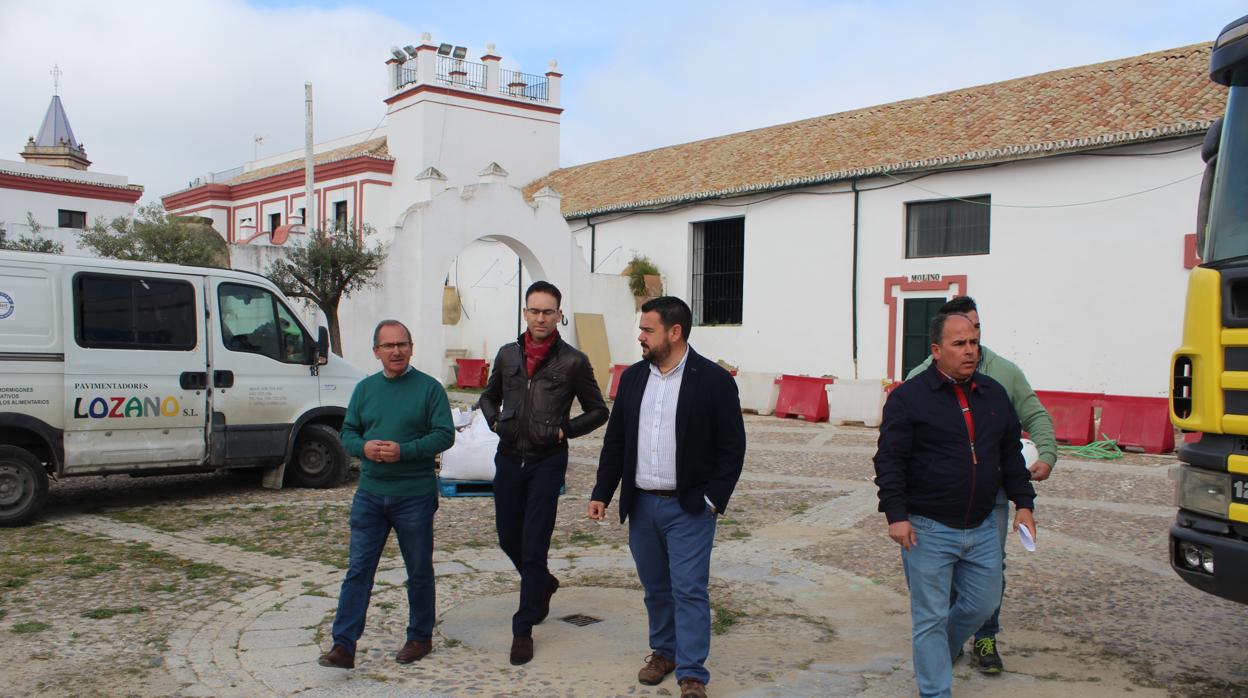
top-left (0, 0), bottom-right (1242, 203)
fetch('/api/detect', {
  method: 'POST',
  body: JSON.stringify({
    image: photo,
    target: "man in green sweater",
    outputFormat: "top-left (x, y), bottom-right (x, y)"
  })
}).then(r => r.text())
top-left (905, 296), bottom-right (1056, 675)
top-left (318, 320), bottom-right (455, 670)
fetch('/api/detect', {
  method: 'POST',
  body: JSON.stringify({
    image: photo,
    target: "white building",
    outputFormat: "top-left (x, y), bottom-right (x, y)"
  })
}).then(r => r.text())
top-left (1, 94), bottom-right (143, 252)
top-left (166, 39), bottom-right (1221, 398)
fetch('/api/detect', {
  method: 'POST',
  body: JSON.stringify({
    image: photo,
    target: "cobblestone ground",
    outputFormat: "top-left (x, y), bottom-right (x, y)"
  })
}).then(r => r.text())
top-left (1, 411), bottom-right (1246, 697)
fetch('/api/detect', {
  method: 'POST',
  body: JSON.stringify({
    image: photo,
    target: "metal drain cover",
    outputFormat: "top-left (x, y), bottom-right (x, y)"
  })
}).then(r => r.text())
top-left (560, 613), bottom-right (603, 627)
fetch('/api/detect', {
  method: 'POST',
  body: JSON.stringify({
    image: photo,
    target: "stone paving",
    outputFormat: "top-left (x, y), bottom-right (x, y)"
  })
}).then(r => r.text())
top-left (2, 410), bottom-right (1248, 697)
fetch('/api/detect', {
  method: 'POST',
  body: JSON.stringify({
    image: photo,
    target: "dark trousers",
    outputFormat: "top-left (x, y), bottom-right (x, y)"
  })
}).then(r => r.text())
top-left (493, 450), bottom-right (566, 637)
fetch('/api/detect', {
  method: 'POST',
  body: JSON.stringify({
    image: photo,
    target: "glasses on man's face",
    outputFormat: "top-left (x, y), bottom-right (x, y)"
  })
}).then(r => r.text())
top-left (376, 342), bottom-right (413, 352)
top-left (524, 308), bottom-right (559, 318)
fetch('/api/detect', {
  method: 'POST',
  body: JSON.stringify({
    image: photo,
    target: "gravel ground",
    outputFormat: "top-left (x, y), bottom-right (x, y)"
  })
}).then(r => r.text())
top-left (1, 413), bottom-right (1244, 697)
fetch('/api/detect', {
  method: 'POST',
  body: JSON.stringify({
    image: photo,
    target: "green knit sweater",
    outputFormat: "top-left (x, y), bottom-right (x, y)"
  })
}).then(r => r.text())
top-left (340, 367), bottom-right (455, 496)
top-left (906, 345), bottom-right (1059, 467)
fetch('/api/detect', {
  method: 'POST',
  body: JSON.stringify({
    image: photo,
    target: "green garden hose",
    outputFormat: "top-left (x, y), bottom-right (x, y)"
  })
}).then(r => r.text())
top-left (1057, 437), bottom-right (1124, 460)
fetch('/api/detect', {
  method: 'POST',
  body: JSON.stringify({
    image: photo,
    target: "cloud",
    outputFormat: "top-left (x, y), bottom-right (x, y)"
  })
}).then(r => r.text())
top-left (0, 0), bottom-right (408, 202)
top-left (0, 0), bottom-right (1241, 203)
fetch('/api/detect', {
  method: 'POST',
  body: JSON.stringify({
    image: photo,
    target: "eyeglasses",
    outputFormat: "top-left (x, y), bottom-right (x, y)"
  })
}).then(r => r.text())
top-left (375, 342), bottom-right (413, 351)
top-left (524, 308), bottom-right (559, 318)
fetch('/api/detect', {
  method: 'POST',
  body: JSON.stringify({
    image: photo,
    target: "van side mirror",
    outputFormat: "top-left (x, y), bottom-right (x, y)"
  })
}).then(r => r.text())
top-left (316, 326), bottom-right (330, 365)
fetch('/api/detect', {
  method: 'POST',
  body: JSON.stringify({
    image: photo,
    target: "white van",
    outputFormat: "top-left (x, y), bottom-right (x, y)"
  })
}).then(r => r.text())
top-left (0, 251), bottom-right (365, 525)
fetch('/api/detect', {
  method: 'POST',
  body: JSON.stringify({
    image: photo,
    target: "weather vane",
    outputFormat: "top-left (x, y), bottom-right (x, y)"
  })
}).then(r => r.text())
top-left (50, 64), bottom-right (62, 95)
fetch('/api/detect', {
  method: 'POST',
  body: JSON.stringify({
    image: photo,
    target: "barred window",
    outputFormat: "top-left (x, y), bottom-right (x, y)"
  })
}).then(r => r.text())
top-left (905, 196), bottom-right (990, 258)
top-left (691, 217), bottom-right (744, 325)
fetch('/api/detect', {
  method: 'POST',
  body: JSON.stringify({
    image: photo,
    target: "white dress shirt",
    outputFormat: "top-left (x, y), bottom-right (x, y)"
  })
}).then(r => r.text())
top-left (634, 346), bottom-right (687, 491)
top-left (632, 347), bottom-right (717, 512)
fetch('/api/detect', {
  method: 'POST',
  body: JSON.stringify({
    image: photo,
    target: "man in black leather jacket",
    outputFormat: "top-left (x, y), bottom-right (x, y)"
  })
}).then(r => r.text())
top-left (479, 280), bottom-right (608, 665)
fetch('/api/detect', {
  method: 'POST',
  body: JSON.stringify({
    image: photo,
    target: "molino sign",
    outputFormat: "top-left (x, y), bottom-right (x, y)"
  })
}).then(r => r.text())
top-left (71, 382), bottom-right (197, 419)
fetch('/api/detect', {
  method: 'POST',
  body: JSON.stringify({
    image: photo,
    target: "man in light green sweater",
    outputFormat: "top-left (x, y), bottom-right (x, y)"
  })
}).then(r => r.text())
top-left (319, 320), bottom-right (455, 670)
top-left (905, 296), bottom-right (1055, 675)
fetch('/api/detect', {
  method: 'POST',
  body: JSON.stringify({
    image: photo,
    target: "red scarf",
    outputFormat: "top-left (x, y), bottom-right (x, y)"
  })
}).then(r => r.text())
top-left (524, 329), bottom-right (558, 377)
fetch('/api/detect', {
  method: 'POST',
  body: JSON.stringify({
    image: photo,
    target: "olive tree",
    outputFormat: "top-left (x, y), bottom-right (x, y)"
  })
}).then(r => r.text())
top-left (77, 202), bottom-right (228, 267)
top-left (265, 224), bottom-right (387, 356)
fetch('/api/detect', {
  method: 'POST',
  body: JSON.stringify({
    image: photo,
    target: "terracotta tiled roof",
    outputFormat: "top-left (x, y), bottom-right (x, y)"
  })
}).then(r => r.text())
top-left (225, 137), bottom-right (391, 186)
top-left (529, 43), bottom-right (1224, 218)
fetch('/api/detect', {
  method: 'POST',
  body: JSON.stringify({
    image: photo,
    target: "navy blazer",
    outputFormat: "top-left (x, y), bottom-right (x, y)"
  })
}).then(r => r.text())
top-left (592, 347), bottom-right (746, 522)
top-left (873, 363), bottom-right (1036, 529)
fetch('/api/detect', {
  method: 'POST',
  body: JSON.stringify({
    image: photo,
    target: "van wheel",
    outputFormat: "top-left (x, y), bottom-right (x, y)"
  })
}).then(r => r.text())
top-left (0, 446), bottom-right (49, 526)
top-left (288, 424), bottom-right (347, 488)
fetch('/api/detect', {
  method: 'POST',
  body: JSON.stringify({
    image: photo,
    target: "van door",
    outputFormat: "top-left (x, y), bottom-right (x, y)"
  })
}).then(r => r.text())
top-left (208, 279), bottom-right (320, 466)
top-left (63, 270), bottom-right (209, 471)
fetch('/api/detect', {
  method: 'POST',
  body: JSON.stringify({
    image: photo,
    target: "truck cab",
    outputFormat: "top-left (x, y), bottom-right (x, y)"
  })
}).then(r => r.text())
top-left (1169, 14), bottom-right (1248, 603)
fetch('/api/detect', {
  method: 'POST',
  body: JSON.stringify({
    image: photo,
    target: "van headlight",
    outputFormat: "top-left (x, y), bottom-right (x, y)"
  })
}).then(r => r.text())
top-left (1177, 466), bottom-right (1231, 518)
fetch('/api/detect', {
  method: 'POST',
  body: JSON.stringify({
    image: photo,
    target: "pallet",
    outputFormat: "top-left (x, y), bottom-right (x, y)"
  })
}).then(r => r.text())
top-left (437, 478), bottom-right (494, 497)
top-left (436, 478), bottom-right (567, 498)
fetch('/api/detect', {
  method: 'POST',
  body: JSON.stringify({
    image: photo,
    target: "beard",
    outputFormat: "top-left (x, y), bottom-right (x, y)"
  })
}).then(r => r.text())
top-left (642, 341), bottom-right (669, 365)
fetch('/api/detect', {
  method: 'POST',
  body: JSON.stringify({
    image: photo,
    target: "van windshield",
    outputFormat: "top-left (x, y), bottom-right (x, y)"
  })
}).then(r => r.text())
top-left (218, 284), bottom-right (312, 364)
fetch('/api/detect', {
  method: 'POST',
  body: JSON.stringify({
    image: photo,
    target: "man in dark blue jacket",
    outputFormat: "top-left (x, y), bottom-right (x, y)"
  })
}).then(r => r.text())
top-left (589, 296), bottom-right (746, 698)
top-left (873, 312), bottom-right (1036, 698)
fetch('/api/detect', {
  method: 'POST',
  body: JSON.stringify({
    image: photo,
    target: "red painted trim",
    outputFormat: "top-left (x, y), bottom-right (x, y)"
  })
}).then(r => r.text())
top-left (231, 203), bottom-right (258, 245)
top-left (0, 171), bottom-right (143, 203)
top-left (322, 182), bottom-right (357, 232)
top-left (481, 54), bottom-right (501, 62)
top-left (161, 156), bottom-right (393, 210)
top-left (883, 275), bottom-right (968, 380)
top-left (229, 157), bottom-right (393, 201)
top-left (1185, 233), bottom-right (1202, 269)
top-left (387, 96), bottom-right (559, 126)
top-left (383, 83), bottom-right (564, 114)
top-left (258, 195), bottom-right (288, 232)
top-left (360, 178), bottom-right (392, 188)
top-left (175, 204), bottom-right (227, 216)
top-left (162, 184), bottom-right (230, 210)
top-left (545, 72), bottom-right (563, 78)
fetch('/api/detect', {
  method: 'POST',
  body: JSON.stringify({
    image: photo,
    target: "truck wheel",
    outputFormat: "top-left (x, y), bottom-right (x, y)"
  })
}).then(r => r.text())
top-left (0, 446), bottom-right (49, 526)
top-left (287, 424), bottom-right (347, 488)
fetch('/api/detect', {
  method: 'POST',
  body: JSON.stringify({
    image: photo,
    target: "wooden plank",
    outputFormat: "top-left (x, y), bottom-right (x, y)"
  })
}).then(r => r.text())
top-left (573, 312), bottom-right (612, 395)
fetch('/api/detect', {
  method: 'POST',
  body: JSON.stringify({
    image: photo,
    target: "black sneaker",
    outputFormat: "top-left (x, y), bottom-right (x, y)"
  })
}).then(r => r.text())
top-left (973, 636), bottom-right (1003, 674)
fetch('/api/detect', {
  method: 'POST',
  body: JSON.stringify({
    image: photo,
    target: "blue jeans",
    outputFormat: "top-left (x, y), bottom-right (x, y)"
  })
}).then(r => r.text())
top-left (978, 489), bottom-right (1009, 639)
top-left (628, 491), bottom-right (718, 685)
top-left (902, 513), bottom-right (1003, 698)
top-left (949, 488), bottom-right (1010, 641)
top-left (330, 489), bottom-right (438, 654)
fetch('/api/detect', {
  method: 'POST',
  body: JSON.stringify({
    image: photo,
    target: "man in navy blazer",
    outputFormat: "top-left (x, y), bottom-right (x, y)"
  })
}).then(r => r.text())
top-left (589, 296), bottom-right (746, 698)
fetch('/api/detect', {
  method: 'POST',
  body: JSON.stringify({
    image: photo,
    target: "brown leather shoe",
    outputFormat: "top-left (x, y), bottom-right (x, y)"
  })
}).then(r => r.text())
top-left (638, 652), bottom-right (676, 685)
top-left (317, 644), bottom-right (355, 669)
top-left (509, 635), bottom-right (534, 665)
top-left (679, 677), bottom-right (709, 698)
top-left (395, 639), bottom-right (432, 663)
top-left (535, 574), bottom-right (560, 624)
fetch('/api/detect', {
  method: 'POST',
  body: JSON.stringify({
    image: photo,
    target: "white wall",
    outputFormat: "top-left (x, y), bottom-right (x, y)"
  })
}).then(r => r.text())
top-left (856, 140), bottom-right (1201, 396)
top-left (569, 138), bottom-right (1203, 397)
top-left (0, 186), bottom-right (135, 233)
top-left (572, 187), bottom-right (856, 377)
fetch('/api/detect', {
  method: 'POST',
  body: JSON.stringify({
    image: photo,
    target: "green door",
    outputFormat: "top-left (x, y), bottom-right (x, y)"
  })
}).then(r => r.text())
top-left (901, 298), bottom-right (947, 379)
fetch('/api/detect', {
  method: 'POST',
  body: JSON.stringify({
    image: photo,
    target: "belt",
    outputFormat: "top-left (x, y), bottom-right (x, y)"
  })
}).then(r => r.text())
top-left (638, 488), bottom-right (677, 498)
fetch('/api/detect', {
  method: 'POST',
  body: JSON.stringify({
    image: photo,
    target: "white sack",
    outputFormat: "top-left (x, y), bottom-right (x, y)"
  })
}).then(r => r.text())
top-left (439, 410), bottom-right (499, 481)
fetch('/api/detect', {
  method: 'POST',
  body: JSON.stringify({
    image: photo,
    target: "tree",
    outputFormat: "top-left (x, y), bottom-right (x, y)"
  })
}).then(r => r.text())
top-left (266, 224), bottom-right (387, 356)
top-left (0, 213), bottom-right (65, 254)
top-left (77, 202), bottom-right (229, 267)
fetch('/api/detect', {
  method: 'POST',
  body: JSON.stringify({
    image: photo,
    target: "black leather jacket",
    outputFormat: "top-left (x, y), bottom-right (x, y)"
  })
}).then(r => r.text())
top-left (479, 334), bottom-right (609, 461)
